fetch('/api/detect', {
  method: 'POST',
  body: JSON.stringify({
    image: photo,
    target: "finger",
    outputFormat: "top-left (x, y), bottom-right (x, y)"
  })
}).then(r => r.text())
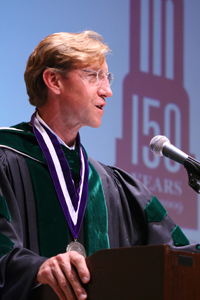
top-left (49, 281), bottom-right (69, 300)
top-left (37, 259), bottom-right (74, 300)
top-left (56, 253), bottom-right (88, 300)
top-left (50, 267), bottom-right (76, 300)
top-left (68, 251), bottom-right (90, 284)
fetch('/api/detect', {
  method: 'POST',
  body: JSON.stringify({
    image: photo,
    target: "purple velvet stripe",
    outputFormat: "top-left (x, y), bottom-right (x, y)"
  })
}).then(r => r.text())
top-left (76, 134), bottom-right (82, 198)
top-left (41, 124), bottom-right (79, 209)
top-left (75, 146), bottom-right (89, 236)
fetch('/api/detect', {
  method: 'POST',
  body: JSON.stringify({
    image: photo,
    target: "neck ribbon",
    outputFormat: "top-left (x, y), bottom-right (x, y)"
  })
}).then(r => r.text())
top-left (30, 111), bottom-right (89, 240)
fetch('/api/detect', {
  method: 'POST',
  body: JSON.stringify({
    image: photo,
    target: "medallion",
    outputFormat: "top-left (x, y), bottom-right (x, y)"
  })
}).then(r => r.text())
top-left (66, 241), bottom-right (87, 258)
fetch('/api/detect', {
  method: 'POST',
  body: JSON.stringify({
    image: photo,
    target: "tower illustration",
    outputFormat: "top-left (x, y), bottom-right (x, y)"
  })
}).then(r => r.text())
top-left (116, 0), bottom-right (197, 228)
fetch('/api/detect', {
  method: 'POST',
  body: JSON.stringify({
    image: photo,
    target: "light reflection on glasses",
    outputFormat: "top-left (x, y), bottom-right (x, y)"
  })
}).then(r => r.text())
top-left (79, 69), bottom-right (114, 86)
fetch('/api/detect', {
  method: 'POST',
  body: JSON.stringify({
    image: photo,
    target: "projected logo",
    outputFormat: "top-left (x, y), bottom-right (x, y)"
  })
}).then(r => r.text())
top-left (116, 0), bottom-right (197, 228)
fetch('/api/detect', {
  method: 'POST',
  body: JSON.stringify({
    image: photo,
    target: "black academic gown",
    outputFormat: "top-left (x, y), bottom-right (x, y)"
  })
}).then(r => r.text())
top-left (0, 147), bottom-right (199, 300)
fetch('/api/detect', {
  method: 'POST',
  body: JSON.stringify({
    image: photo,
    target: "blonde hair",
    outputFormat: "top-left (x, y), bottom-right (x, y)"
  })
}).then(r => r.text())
top-left (24, 31), bottom-right (111, 106)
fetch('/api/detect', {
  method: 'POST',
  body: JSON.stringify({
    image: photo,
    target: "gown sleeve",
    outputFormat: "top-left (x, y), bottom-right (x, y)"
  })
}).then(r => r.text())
top-left (90, 157), bottom-right (200, 254)
top-left (0, 148), bottom-right (47, 300)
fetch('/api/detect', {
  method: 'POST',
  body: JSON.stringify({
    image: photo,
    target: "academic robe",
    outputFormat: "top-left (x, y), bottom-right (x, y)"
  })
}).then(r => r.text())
top-left (0, 123), bottom-right (199, 300)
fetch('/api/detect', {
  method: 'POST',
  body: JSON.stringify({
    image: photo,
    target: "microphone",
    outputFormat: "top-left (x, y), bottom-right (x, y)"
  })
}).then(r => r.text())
top-left (149, 135), bottom-right (200, 193)
top-left (149, 135), bottom-right (188, 165)
top-left (149, 135), bottom-right (200, 194)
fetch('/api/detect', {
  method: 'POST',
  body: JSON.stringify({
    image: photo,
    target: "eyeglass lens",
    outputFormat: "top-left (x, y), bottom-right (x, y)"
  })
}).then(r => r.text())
top-left (82, 69), bottom-right (113, 86)
top-left (98, 70), bottom-right (113, 86)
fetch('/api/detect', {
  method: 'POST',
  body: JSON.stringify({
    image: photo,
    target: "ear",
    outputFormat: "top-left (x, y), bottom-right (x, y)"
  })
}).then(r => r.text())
top-left (43, 69), bottom-right (61, 95)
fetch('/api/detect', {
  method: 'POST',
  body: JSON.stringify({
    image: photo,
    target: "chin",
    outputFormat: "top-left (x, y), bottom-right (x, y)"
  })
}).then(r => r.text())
top-left (90, 121), bottom-right (102, 128)
top-left (88, 117), bottom-right (102, 128)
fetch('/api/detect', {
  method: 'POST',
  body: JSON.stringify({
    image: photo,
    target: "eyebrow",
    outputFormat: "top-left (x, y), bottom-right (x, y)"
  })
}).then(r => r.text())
top-left (82, 68), bottom-right (99, 72)
top-left (83, 69), bottom-right (109, 73)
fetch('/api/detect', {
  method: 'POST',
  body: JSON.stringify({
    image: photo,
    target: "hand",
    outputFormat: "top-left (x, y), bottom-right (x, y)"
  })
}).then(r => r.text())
top-left (36, 251), bottom-right (90, 300)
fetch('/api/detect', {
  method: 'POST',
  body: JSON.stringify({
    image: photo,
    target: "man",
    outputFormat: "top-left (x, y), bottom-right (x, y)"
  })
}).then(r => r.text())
top-left (0, 31), bottom-right (199, 300)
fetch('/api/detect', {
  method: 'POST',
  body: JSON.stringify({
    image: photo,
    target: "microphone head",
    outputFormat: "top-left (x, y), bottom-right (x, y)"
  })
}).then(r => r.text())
top-left (149, 135), bottom-right (170, 156)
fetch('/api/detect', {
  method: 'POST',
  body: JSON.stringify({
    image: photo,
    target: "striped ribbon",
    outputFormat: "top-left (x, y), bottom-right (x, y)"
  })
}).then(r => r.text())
top-left (31, 111), bottom-right (89, 239)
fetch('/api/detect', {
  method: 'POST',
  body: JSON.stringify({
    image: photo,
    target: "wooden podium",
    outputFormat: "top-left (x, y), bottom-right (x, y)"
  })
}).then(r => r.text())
top-left (30, 245), bottom-right (200, 300)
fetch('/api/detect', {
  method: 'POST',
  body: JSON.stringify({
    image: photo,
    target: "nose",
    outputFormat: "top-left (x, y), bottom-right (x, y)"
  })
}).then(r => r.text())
top-left (98, 78), bottom-right (113, 98)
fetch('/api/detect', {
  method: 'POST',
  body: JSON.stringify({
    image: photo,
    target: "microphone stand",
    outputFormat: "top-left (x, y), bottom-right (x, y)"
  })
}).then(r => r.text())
top-left (184, 157), bottom-right (200, 194)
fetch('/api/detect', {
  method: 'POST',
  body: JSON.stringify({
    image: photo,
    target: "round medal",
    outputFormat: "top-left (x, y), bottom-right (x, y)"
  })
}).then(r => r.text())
top-left (66, 241), bottom-right (87, 258)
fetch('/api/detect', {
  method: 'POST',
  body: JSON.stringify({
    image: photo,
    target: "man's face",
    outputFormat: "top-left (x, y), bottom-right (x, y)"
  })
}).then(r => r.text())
top-left (58, 59), bottom-right (113, 130)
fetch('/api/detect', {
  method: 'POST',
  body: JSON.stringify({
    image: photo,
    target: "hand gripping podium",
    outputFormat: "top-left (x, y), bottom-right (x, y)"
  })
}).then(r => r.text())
top-left (30, 245), bottom-right (200, 300)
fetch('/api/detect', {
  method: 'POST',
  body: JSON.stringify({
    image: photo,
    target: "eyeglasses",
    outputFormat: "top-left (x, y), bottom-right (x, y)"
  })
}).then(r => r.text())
top-left (79, 69), bottom-right (114, 86)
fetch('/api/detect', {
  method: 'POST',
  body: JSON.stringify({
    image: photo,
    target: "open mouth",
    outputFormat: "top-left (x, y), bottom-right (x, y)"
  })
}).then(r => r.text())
top-left (96, 105), bottom-right (103, 110)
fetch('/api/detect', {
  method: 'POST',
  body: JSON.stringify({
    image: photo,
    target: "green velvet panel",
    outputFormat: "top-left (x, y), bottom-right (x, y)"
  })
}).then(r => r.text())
top-left (84, 161), bottom-right (109, 256)
top-left (0, 233), bottom-right (15, 257)
top-left (25, 157), bottom-right (70, 258)
top-left (0, 123), bottom-right (46, 163)
top-left (145, 196), bottom-right (167, 222)
top-left (171, 225), bottom-right (190, 246)
top-left (0, 195), bottom-right (11, 222)
top-left (61, 144), bottom-right (81, 182)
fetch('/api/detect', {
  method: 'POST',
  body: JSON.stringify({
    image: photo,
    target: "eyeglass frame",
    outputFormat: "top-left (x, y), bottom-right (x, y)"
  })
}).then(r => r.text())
top-left (78, 69), bottom-right (114, 86)
top-left (51, 64), bottom-right (114, 86)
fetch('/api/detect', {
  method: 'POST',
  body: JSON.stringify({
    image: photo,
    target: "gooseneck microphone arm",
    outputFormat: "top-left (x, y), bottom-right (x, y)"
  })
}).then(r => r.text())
top-left (150, 135), bottom-right (200, 194)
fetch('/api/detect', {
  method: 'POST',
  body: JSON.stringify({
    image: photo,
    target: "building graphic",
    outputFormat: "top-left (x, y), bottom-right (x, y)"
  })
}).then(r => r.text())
top-left (116, 0), bottom-right (197, 228)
